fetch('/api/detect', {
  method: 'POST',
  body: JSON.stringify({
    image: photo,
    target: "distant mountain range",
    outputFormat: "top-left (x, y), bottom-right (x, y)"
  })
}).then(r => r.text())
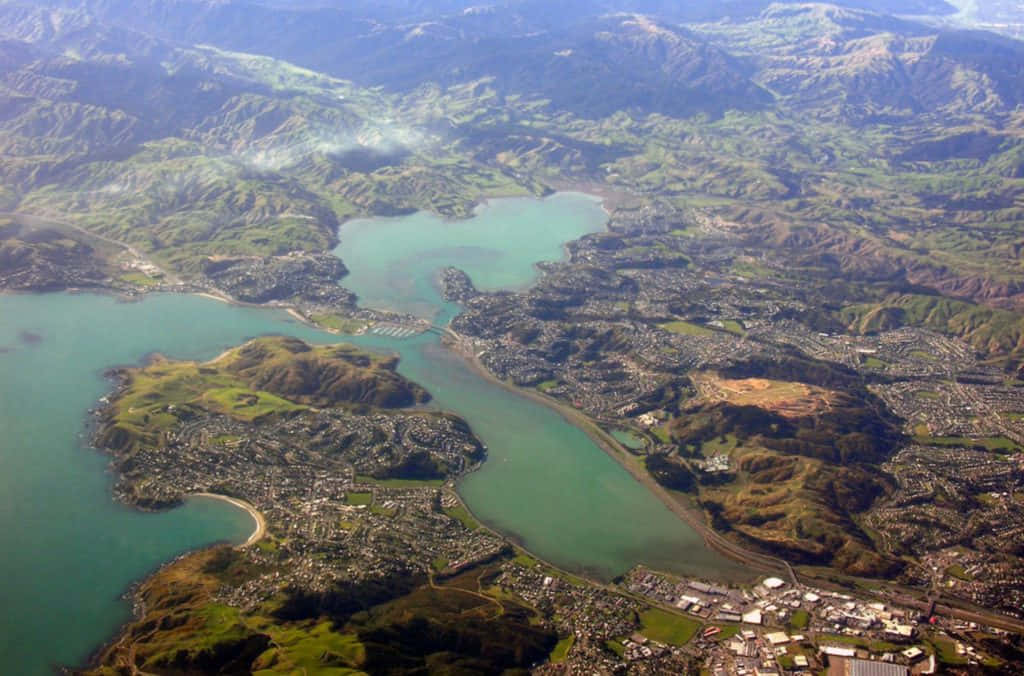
top-left (7, 0), bottom-right (1024, 667)
top-left (6, 0), bottom-right (1019, 124)
top-left (2, 0), bottom-right (1024, 306)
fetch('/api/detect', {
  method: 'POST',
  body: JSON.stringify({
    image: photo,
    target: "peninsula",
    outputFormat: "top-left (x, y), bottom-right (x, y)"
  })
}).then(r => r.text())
top-left (3, 0), bottom-right (1024, 673)
top-left (82, 335), bottom-right (1024, 675)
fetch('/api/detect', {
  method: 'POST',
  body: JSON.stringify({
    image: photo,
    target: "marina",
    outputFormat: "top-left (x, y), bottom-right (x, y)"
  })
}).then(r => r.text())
top-left (369, 323), bottom-right (426, 339)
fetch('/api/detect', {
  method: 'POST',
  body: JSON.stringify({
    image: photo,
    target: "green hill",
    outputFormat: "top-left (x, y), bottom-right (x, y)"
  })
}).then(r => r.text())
top-left (98, 336), bottom-right (429, 456)
top-left (842, 294), bottom-right (1024, 367)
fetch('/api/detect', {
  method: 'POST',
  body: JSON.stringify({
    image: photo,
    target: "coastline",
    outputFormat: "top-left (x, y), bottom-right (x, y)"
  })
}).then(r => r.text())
top-left (285, 307), bottom-right (308, 324)
top-left (21, 195), bottom-right (1024, 668)
top-left (445, 333), bottom-right (792, 582)
top-left (42, 190), bottom-right (782, 581)
top-left (79, 495), bottom-right (266, 672)
top-left (56, 189), bottom-right (787, 671)
top-left (205, 344), bottom-right (238, 365)
top-left (193, 290), bottom-right (233, 304)
top-left (191, 493), bottom-right (267, 547)
top-left (318, 185), bottom-right (787, 580)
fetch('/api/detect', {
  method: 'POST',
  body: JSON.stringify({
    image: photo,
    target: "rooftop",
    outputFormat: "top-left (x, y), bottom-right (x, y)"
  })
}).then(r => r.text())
top-left (849, 658), bottom-right (909, 676)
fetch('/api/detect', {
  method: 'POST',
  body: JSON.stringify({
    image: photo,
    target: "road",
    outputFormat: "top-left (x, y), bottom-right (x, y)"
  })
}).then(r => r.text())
top-left (443, 331), bottom-right (1024, 636)
top-left (3, 210), bottom-right (180, 284)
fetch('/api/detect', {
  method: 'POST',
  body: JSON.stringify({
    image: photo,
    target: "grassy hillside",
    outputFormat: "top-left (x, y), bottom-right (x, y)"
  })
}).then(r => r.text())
top-left (4, 0), bottom-right (1024, 321)
top-left (82, 546), bottom-right (554, 676)
top-left (0, 14), bottom-right (541, 276)
top-left (646, 358), bottom-right (905, 576)
top-left (842, 294), bottom-right (1024, 366)
top-left (0, 215), bottom-right (114, 289)
top-left (98, 336), bottom-right (428, 456)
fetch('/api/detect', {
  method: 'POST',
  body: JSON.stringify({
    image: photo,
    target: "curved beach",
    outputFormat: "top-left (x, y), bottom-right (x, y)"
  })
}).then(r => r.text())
top-left (192, 493), bottom-right (266, 547)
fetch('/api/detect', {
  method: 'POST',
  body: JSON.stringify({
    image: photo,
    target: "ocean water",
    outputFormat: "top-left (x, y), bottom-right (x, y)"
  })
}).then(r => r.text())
top-left (0, 192), bottom-right (742, 674)
top-left (0, 292), bottom-right (329, 673)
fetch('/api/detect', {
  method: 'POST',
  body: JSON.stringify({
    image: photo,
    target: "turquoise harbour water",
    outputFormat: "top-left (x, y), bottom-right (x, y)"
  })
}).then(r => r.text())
top-left (336, 193), bottom-right (745, 581)
top-left (0, 293), bottom-right (329, 673)
top-left (0, 192), bottom-right (742, 674)
top-left (336, 193), bottom-right (609, 321)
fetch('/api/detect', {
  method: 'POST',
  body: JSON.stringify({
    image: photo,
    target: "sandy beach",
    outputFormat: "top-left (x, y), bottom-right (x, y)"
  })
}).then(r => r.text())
top-left (193, 291), bottom-right (234, 304)
top-left (192, 493), bottom-right (267, 547)
top-left (285, 308), bottom-right (309, 324)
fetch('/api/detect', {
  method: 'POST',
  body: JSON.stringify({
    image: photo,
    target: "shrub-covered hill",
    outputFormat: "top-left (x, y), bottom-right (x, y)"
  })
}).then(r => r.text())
top-left (220, 337), bottom-right (429, 409)
top-left (0, 216), bottom-right (111, 290)
top-left (842, 293), bottom-right (1024, 370)
top-left (643, 358), bottom-right (906, 577)
top-left (78, 546), bottom-right (556, 676)
top-left (97, 336), bottom-right (429, 456)
top-left (662, 398), bottom-right (902, 576)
